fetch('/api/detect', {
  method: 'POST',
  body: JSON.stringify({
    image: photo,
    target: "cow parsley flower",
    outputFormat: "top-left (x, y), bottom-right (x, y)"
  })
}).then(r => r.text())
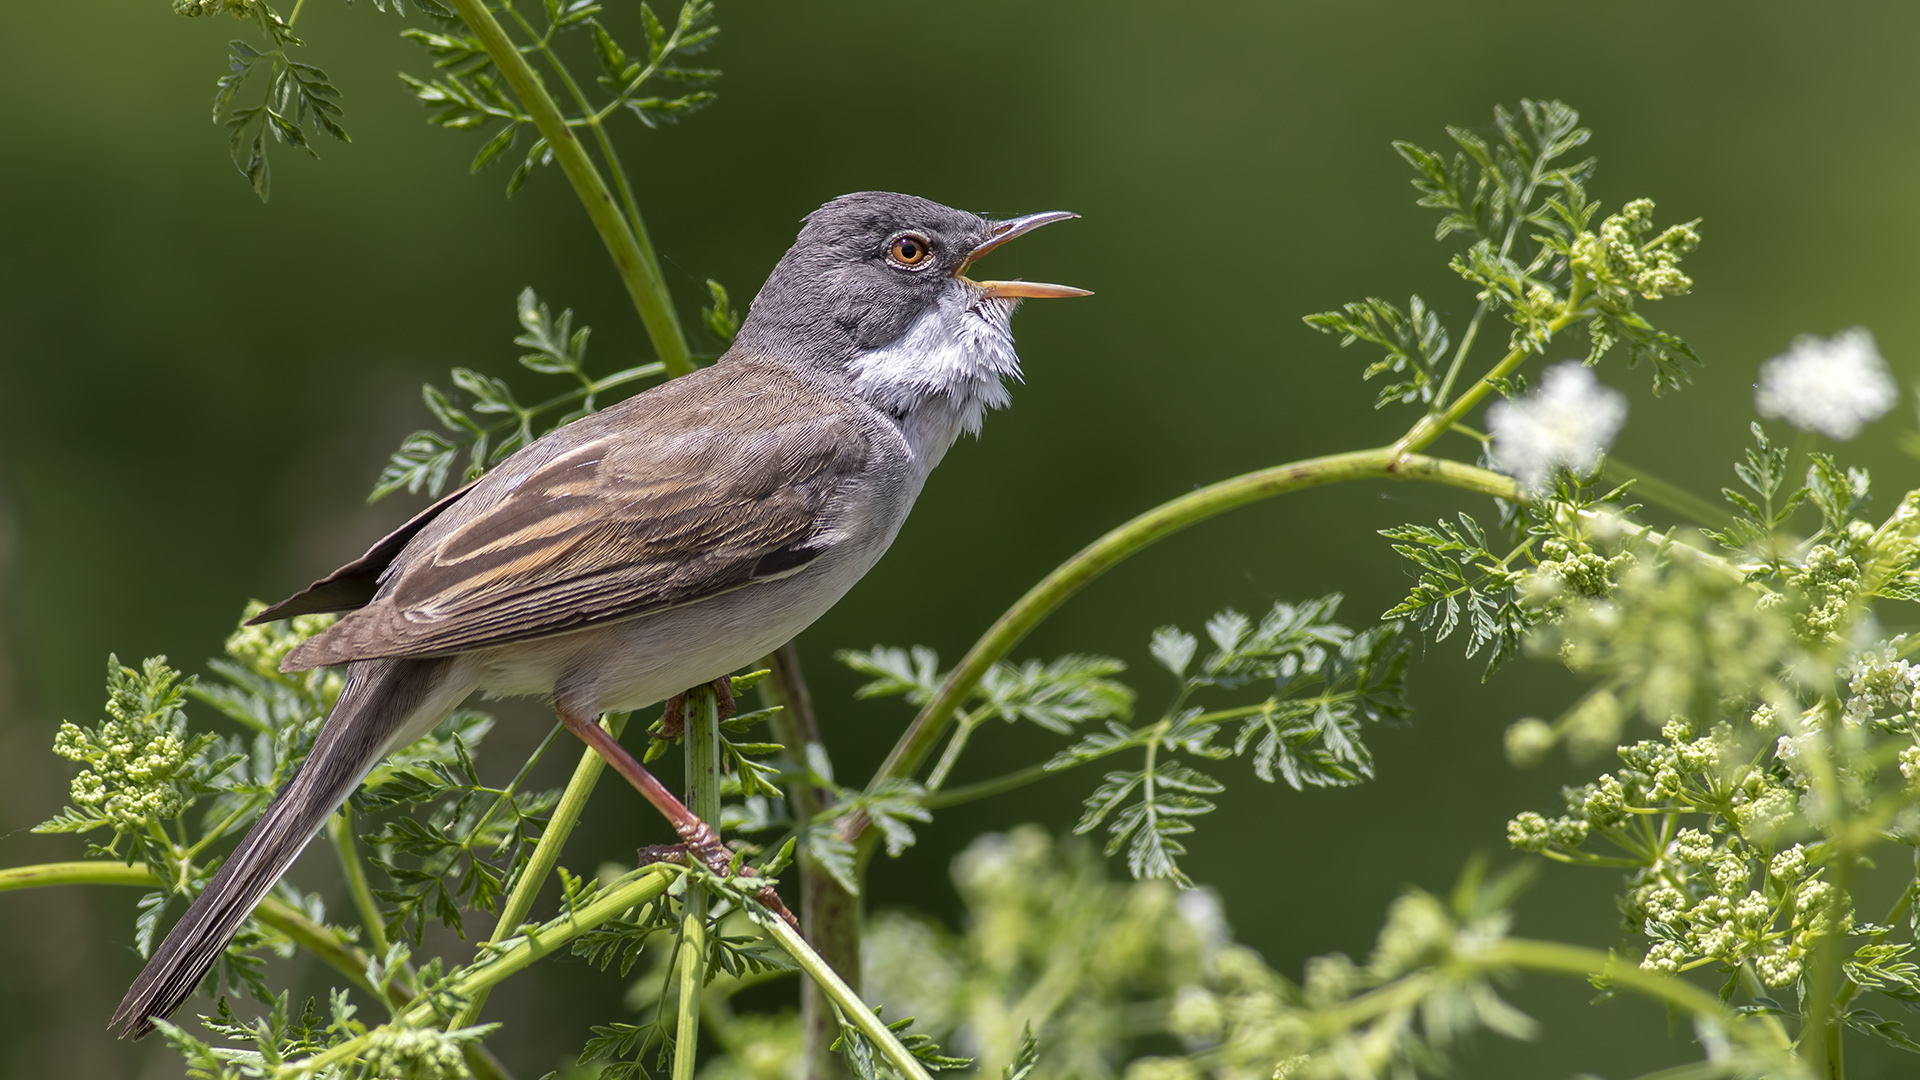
top-left (1488, 363), bottom-right (1628, 491)
top-left (1754, 328), bottom-right (1896, 440)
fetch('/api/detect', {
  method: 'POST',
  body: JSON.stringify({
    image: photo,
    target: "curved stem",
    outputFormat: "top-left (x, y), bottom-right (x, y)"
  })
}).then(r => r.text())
top-left (853, 450), bottom-right (1518, 848)
top-left (1485, 939), bottom-right (1800, 1065)
top-left (443, 0), bottom-right (693, 376)
top-left (450, 713), bottom-right (630, 1029)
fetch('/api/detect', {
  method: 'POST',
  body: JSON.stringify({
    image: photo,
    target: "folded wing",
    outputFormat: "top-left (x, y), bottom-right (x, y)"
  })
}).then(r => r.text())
top-left (281, 365), bottom-right (875, 669)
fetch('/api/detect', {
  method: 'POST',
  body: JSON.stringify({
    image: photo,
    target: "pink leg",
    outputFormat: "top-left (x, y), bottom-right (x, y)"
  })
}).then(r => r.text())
top-left (556, 702), bottom-right (797, 928)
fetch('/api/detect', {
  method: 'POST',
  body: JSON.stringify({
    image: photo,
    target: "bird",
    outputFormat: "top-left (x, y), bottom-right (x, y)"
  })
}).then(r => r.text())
top-left (112, 191), bottom-right (1087, 1038)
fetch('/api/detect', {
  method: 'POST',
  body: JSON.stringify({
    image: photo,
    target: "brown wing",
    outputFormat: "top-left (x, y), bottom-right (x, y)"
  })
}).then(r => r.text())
top-left (283, 365), bottom-right (876, 670)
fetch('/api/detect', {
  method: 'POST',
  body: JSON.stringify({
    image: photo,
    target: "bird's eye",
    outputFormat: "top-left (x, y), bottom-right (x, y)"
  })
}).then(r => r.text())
top-left (888, 233), bottom-right (932, 269)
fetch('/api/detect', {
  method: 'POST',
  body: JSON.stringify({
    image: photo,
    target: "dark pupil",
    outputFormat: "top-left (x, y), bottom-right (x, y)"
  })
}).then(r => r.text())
top-left (898, 239), bottom-right (920, 260)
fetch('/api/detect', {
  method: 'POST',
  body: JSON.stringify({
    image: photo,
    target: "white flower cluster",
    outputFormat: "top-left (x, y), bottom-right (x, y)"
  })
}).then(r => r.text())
top-left (1488, 363), bottom-right (1628, 491)
top-left (1754, 328), bottom-right (1897, 440)
top-left (1845, 645), bottom-right (1920, 726)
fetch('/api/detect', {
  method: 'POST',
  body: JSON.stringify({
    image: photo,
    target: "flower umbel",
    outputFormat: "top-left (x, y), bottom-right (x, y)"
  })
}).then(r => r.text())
top-left (1754, 328), bottom-right (1896, 440)
top-left (1488, 363), bottom-right (1628, 491)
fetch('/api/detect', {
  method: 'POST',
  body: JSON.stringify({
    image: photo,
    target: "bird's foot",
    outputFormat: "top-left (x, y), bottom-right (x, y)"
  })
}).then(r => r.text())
top-left (656, 677), bottom-right (737, 741)
top-left (673, 817), bottom-right (799, 929)
top-left (636, 842), bottom-right (688, 867)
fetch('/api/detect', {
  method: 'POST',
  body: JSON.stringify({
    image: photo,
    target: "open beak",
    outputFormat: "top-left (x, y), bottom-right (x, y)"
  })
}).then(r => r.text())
top-left (962, 211), bottom-right (1092, 299)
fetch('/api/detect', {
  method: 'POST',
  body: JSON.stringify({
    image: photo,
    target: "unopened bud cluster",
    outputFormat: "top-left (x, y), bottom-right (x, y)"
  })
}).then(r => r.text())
top-left (49, 657), bottom-right (204, 838)
top-left (1505, 705), bottom-right (1852, 985)
top-left (1570, 198), bottom-right (1699, 304)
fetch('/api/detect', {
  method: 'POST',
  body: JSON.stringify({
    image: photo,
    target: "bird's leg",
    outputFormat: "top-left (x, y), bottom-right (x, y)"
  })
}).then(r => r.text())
top-left (555, 703), bottom-right (798, 928)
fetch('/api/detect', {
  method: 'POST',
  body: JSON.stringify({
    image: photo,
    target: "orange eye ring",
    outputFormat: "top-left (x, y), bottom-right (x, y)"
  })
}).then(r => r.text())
top-left (888, 233), bottom-right (932, 269)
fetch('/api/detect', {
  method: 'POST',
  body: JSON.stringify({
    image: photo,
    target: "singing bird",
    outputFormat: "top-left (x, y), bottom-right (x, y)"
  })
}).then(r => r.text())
top-left (113, 191), bottom-right (1086, 1037)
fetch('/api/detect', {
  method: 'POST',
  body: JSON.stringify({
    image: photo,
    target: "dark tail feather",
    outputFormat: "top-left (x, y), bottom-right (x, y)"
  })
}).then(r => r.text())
top-left (112, 657), bottom-right (453, 1039)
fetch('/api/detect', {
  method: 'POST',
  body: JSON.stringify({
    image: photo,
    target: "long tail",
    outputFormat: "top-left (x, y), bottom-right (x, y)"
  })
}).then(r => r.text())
top-left (113, 657), bottom-right (458, 1039)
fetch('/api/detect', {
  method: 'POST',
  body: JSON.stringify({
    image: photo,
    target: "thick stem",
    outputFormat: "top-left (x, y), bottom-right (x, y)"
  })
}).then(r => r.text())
top-left (450, 713), bottom-right (631, 1029)
top-left (443, 0), bottom-right (693, 376)
top-left (674, 687), bottom-right (721, 1079)
top-left (758, 642), bottom-right (857, 1080)
top-left (852, 451), bottom-right (1518, 849)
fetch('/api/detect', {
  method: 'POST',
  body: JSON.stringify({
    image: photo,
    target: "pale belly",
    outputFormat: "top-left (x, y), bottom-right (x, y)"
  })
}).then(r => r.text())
top-left (458, 505), bottom-right (905, 717)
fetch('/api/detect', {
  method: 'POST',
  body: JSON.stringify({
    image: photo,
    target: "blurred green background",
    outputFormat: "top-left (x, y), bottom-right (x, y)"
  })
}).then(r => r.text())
top-left (4, 1), bottom-right (1919, 1075)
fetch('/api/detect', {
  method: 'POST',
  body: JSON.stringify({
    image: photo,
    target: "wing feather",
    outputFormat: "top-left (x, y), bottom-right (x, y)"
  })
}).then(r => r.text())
top-left (283, 364), bottom-right (875, 669)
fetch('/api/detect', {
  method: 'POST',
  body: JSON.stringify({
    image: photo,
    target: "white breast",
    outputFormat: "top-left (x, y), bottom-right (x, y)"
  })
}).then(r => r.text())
top-left (846, 291), bottom-right (1023, 477)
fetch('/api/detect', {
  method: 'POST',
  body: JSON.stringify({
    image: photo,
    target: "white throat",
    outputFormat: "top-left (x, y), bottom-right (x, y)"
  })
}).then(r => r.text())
top-left (846, 290), bottom-right (1023, 475)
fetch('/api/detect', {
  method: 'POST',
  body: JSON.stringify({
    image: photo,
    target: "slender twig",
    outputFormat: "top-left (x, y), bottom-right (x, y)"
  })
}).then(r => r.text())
top-left (280, 866), bottom-right (680, 1077)
top-left (1393, 309), bottom-right (1584, 458)
top-left (851, 450), bottom-right (1519, 850)
top-left (328, 804), bottom-right (390, 959)
top-left (442, 0), bottom-right (693, 376)
top-left (503, 5), bottom-right (667, 314)
top-left (1602, 457), bottom-right (1727, 525)
top-left (1483, 939), bottom-right (1800, 1064)
top-left (674, 687), bottom-right (721, 1079)
top-left (449, 713), bottom-right (630, 1029)
top-left (755, 905), bottom-right (936, 1080)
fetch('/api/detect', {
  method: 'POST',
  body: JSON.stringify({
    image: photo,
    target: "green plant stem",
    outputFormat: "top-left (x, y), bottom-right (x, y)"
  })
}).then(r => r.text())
top-left (1, 861), bottom-right (386, 1005)
top-left (756, 906), bottom-right (935, 1080)
top-left (923, 708), bottom-right (988, 792)
top-left (1798, 701), bottom-right (1856, 1076)
top-left (1602, 457), bottom-right (1727, 525)
top-left (328, 804), bottom-right (390, 959)
top-left (1479, 940), bottom-right (1798, 1066)
top-left (450, 712), bottom-right (630, 1030)
top-left (284, 865), bottom-right (680, 1077)
top-left (1393, 310), bottom-right (1583, 457)
top-left (852, 449), bottom-right (1519, 850)
top-left (920, 763), bottom-right (1053, 811)
top-left (674, 687), bottom-right (721, 1080)
top-left (505, 5), bottom-right (664, 322)
top-left (0, 861), bottom-right (517, 1078)
top-left (443, 0), bottom-right (693, 376)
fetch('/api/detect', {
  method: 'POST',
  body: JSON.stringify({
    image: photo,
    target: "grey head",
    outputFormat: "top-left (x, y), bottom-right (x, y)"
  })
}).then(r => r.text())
top-left (733, 191), bottom-right (1086, 437)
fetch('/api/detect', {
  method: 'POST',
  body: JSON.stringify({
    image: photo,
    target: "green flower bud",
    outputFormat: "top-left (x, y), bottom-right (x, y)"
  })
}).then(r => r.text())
top-left (1506, 811), bottom-right (1551, 852)
top-left (1670, 828), bottom-right (1714, 866)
